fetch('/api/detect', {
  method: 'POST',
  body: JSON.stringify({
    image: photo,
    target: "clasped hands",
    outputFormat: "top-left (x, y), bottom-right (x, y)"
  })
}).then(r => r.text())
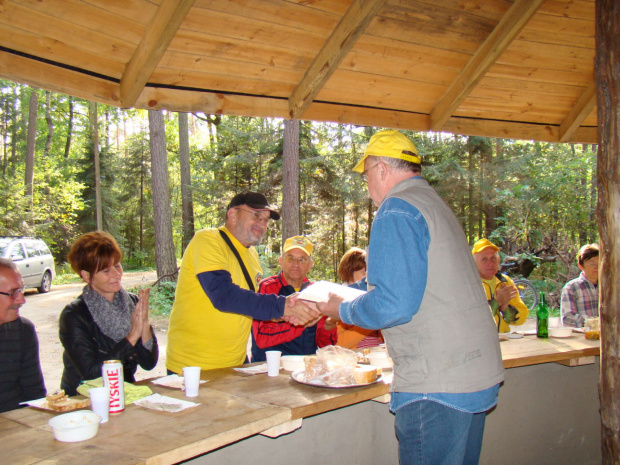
top-left (493, 284), bottom-right (519, 324)
top-left (127, 288), bottom-right (153, 346)
top-left (283, 293), bottom-right (343, 329)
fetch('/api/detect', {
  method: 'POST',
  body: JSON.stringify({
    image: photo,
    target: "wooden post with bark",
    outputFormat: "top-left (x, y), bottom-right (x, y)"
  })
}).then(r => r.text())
top-left (282, 119), bottom-right (300, 243)
top-left (178, 112), bottom-right (194, 252)
top-left (595, 0), bottom-right (620, 462)
top-left (24, 88), bottom-right (37, 217)
top-left (148, 110), bottom-right (178, 282)
top-left (89, 101), bottom-right (102, 231)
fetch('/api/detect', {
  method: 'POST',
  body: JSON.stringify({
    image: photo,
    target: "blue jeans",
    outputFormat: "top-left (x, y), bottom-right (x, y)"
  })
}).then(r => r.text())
top-left (394, 400), bottom-right (487, 465)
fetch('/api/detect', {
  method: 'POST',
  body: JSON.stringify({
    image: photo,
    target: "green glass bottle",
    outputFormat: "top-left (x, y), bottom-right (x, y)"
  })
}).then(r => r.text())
top-left (536, 292), bottom-right (549, 338)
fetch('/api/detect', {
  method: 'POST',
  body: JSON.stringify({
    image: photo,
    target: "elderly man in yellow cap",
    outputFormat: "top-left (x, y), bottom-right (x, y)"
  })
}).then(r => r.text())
top-left (251, 236), bottom-right (337, 362)
top-left (472, 238), bottom-right (529, 332)
top-left (319, 130), bottom-right (504, 465)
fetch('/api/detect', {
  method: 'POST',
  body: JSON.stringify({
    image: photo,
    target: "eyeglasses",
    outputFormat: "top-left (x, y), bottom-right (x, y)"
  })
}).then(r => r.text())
top-left (361, 163), bottom-right (380, 182)
top-left (235, 207), bottom-right (272, 225)
top-left (0, 287), bottom-right (25, 299)
top-left (283, 255), bottom-right (310, 265)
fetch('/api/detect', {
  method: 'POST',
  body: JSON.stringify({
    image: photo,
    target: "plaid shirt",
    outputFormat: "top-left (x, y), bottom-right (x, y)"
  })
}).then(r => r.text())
top-left (560, 272), bottom-right (599, 327)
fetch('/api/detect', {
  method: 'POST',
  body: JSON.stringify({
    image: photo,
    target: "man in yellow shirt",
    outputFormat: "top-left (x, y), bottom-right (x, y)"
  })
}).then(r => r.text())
top-left (166, 192), bottom-right (318, 373)
top-left (472, 238), bottom-right (529, 333)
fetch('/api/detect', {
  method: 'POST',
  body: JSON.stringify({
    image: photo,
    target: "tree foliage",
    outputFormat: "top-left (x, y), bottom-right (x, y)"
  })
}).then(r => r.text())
top-left (0, 81), bottom-right (598, 290)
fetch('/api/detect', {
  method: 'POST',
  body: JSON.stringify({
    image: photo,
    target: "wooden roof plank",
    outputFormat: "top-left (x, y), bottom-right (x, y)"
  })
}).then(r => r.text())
top-left (0, 23), bottom-right (125, 79)
top-left (0, 1), bottom-right (135, 64)
top-left (133, 86), bottom-right (597, 144)
top-left (559, 80), bottom-right (597, 142)
top-left (119, 0), bottom-right (195, 108)
top-left (0, 50), bottom-right (120, 106)
top-left (429, 0), bottom-right (545, 131)
top-left (288, 0), bottom-right (386, 119)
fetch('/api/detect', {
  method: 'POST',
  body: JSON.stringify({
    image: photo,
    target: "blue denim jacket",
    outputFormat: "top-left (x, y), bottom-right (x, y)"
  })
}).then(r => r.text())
top-left (340, 195), bottom-right (428, 330)
top-left (340, 193), bottom-right (499, 413)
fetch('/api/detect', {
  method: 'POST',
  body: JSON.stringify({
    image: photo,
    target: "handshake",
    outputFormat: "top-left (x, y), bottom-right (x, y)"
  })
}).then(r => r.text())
top-left (282, 294), bottom-right (321, 326)
top-left (282, 292), bottom-right (346, 327)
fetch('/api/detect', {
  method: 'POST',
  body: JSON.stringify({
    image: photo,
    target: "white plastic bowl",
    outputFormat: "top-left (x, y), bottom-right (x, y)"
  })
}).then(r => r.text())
top-left (549, 326), bottom-right (573, 338)
top-left (48, 410), bottom-right (101, 442)
top-left (367, 351), bottom-right (394, 369)
top-left (280, 355), bottom-right (306, 372)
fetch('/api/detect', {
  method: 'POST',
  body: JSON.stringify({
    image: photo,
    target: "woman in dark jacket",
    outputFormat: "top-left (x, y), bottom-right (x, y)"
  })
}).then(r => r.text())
top-left (59, 231), bottom-right (158, 396)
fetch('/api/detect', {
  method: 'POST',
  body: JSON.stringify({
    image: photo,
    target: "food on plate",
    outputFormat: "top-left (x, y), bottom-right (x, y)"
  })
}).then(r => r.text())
top-left (46, 389), bottom-right (66, 403)
top-left (353, 365), bottom-right (382, 384)
top-left (303, 345), bottom-right (380, 386)
top-left (48, 397), bottom-right (91, 412)
top-left (45, 389), bottom-right (91, 412)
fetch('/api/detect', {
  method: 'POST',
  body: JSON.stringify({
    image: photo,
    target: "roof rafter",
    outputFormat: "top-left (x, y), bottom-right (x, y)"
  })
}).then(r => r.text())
top-left (288, 0), bottom-right (386, 119)
top-left (119, 0), bottom-right (195, 108)
top-left (559, 81), bottom-right (597, 142)
top-left (429, 0), bottom-right (545, 132)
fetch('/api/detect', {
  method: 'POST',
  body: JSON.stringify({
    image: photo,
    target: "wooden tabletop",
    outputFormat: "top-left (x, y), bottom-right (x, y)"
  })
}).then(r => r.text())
top-left (0, 334), bottom-right (600, 464)
top-left (500, 332), bottom-right (600, 368)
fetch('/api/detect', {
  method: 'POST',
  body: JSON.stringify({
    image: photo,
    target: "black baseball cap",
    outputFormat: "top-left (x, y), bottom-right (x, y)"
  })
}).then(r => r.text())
top-left (227, 192), bottom-right (280, 220)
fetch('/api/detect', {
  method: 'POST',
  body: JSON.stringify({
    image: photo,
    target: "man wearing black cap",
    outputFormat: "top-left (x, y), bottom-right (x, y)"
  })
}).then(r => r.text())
top-left (166, 192), bottom-right (318, 373)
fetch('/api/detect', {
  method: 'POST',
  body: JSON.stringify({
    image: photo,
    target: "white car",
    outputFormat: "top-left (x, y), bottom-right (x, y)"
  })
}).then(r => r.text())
top-left (0, 236), bottom-right (56, 293)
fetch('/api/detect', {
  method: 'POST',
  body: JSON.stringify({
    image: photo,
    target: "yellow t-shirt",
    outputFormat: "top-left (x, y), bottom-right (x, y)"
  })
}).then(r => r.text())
top-left (166, 227), bottom-right (263, 373)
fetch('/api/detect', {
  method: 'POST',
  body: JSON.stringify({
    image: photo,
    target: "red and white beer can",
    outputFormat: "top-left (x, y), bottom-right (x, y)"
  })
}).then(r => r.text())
top-left (102, 360), bottom-right (125, 413)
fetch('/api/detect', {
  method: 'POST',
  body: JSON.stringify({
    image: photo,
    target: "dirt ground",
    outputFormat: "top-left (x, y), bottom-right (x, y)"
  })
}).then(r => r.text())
top-left (19, 271), bottom-right (168, 393)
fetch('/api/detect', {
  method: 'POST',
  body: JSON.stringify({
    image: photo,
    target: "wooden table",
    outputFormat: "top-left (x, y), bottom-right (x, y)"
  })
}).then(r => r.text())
top-left (499, 332), bottom-right (600, 368)
top-left (0, 334), bottom-right (600, 465)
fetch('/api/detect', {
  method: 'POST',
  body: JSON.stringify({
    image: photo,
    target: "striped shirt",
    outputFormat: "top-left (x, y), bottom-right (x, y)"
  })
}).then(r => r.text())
top-left (560, 272), bottom-right (599, 327)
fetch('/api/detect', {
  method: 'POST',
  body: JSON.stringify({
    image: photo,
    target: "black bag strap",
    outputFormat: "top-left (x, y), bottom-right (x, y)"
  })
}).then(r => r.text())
top-left (219, 229), bottom-right (255, 292)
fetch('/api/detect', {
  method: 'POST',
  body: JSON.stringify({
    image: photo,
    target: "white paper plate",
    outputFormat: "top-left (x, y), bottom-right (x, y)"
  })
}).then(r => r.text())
top-left (152, 374), bottom-right (207, 389)
top-left (134, 393), bottom-right (200, 412)
top-left (290, 370), bottom-right (384, 389)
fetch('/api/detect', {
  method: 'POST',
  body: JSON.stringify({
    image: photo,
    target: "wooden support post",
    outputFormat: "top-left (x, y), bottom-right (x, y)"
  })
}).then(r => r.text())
top-left (595, 0), bottom-right (620, 462)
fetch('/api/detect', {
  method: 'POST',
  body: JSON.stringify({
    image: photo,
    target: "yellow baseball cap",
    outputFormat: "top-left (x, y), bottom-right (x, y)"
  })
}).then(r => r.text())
top-left (472, 238), bottom-right (500, 255)
top-left (283, 236), bottom-right (313, 256)
top-left (353, 130), bottom-right (421, 173)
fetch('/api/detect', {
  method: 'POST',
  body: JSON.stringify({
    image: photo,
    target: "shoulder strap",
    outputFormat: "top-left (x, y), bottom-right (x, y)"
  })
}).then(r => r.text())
top-left (219, 229), bottom-right (256, 292)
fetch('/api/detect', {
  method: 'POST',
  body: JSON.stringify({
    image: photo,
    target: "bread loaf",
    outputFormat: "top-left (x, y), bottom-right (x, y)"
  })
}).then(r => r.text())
top-left (353, 365), bottom-right (381, 384)
top-left (46, 389), bottom-right (66, 402)
top-left (48, 397), bottom-right (91, 412)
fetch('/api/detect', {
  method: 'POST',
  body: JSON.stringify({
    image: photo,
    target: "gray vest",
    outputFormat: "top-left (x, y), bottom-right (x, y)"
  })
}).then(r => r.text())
top-left (380, 177), bottom-right (504, 393)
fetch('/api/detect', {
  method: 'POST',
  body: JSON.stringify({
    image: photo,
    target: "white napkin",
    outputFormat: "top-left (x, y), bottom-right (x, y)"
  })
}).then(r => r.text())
top-left (233, 363), bottom-right (268, 375)
top-left (19, 398), bottom-right (47, 408)
top-left (133, 393), bottom-right (200, 412)
top-left (152, 374), bottom-right (208, 390)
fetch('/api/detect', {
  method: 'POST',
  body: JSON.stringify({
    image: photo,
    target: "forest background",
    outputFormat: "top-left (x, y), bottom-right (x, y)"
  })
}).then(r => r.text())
top-left (0, 81), bottom-right (598, 311)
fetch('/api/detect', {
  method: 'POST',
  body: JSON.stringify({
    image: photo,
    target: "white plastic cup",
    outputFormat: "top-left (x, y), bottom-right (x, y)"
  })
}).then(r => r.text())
top-left (265, 350), bottom-right (282, 377)
top-left (183, 366), bottom-right (201, 397)
top-left (89, 386), bottom-right (110, 423)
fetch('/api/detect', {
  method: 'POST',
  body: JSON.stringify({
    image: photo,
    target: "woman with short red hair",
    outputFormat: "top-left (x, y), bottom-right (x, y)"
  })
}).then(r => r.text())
top-left (58, 231), bottom-right (158, 395)
top-left (336, 248), bottom-right (383, 349)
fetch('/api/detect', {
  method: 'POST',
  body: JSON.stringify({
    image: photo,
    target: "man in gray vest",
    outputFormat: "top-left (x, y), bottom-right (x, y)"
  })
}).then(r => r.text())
top-left (319, 130), bottom-right (504, 465)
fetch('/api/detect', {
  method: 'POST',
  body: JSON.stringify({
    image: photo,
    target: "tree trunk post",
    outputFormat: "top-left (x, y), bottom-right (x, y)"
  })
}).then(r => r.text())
top-left (24, 88), bottom-right (37, 217)
top-left (148, 110), bottom-right (178, 282)
top-left (282, 119), bottom-right (300, 243)
top-left (89, 101), bottom-right (102, 231)
top-left (595, 0), bottom-right (620, 461)
top-left (178, 112), bottom-right (194, 252)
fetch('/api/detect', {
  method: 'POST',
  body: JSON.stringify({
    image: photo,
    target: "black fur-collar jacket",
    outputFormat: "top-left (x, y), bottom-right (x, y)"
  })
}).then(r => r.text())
top-left (59, 294), bottom-right (159, 396)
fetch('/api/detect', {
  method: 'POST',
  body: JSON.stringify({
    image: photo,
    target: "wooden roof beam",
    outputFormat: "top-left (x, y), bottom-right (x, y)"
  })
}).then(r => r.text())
top-left (119, 0), bottom-right (195, 108)
top-left (429, 0), bottom-right (544, 132)
top-left (288, 0), bottom-right (386, 119)
top-left (559, 81), bottom-right (597, 142)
